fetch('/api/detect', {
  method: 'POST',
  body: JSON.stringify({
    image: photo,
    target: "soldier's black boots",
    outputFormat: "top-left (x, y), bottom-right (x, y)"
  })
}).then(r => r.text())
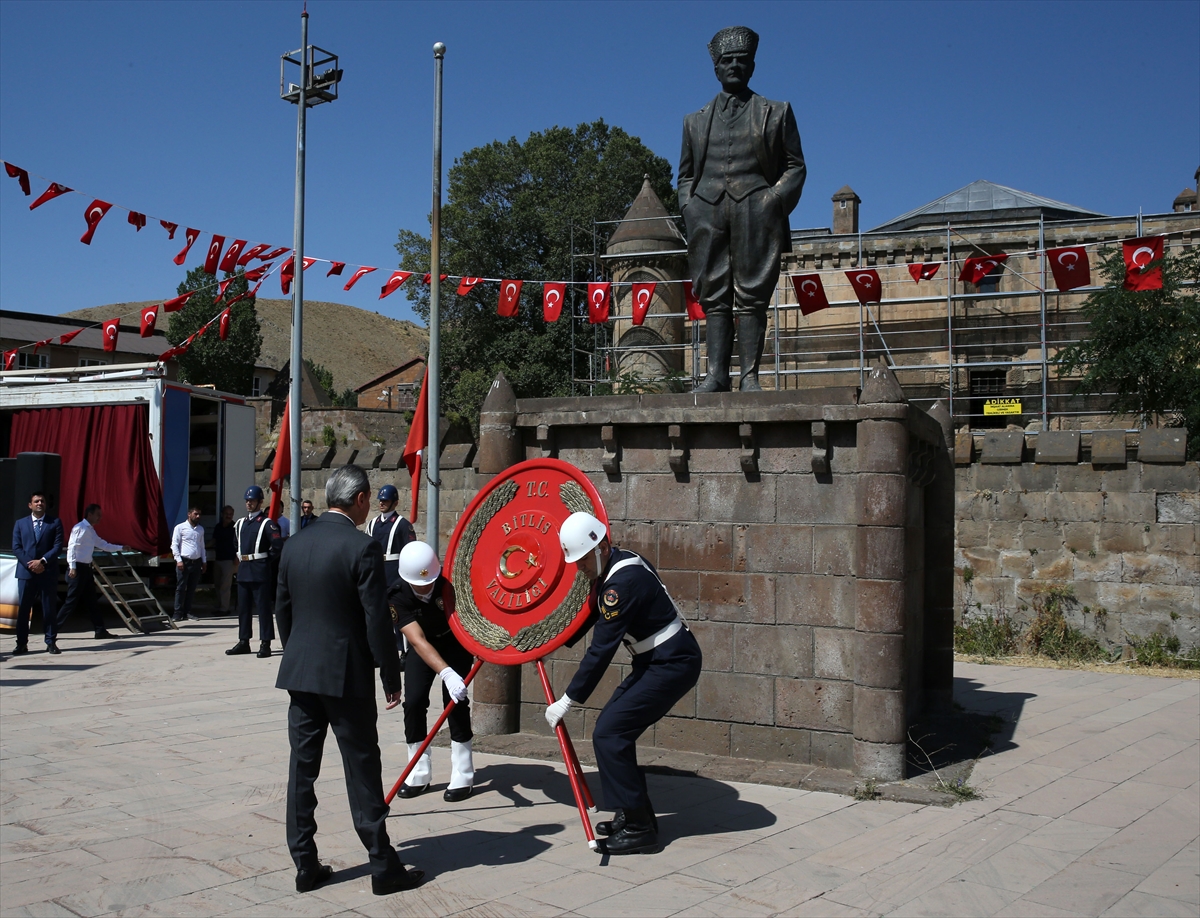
top-left (226, 641), bottom-right (251, 655)
top-left (596, 807), bottom-right (659, 837)
top-left (737, 312), bottom-right (767, 391)
top-left (693, 313), bottom-right (733, 392)
top-left (257, 642), bottom-right (272, 658)
top-left (596, 807), bottom-right (660, 855)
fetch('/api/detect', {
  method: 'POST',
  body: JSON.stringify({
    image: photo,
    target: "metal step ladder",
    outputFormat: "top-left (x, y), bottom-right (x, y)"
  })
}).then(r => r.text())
top-left (92, 555), bottom-right (178, 634)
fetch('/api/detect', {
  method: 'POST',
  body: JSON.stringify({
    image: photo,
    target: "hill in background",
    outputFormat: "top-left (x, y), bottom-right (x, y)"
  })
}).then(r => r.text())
top-left (62, 298), bottom-right (428, 393)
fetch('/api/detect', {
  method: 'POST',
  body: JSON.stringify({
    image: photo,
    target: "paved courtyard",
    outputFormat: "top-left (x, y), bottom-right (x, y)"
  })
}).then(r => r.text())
top-left (1, 620), bottom-right (1197, 917)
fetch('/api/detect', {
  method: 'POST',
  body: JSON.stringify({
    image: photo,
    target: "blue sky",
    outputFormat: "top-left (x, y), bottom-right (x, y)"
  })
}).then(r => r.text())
top-left (1, 0), bottom-right (1196, 325)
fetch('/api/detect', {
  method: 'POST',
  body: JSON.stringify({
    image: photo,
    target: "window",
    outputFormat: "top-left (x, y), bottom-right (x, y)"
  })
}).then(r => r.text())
top-left (839, 200), bottom-right (847, 209)
top-left (969, 369), bottom-right (1011, 429)
top-left (79, 358), bottom-right (108, 367)
top-left (17, 353), bottom-right (49, 370)
top-left (252, 376), bottom-right (261, 396)
top-left (977, 262), bottom-right (1003, 294)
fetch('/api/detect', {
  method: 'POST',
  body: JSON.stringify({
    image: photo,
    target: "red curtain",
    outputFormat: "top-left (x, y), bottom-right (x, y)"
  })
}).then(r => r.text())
top-left (9, 405), bottom-right (168, 555)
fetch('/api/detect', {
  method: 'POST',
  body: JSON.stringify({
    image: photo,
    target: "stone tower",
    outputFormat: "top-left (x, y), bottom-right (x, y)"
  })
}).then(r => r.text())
top-left (606, 177), bottom-right (688, 385)
top-left (832, 185), bottom-right (861, 235)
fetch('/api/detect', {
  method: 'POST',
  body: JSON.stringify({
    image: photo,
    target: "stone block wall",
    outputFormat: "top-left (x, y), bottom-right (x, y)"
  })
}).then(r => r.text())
top-left (954, 429), bottom-right (1198, 649)
top-left (479, 365), bottom-right (952, 780)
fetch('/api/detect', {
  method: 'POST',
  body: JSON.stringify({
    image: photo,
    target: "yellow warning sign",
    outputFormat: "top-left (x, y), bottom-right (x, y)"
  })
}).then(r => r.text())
top-left (983, 398), bottom-right (1022, 416)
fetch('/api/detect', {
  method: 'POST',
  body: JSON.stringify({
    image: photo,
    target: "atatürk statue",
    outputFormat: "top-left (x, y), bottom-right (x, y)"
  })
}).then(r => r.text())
top-left (679, 26), bottom-right (806, 392)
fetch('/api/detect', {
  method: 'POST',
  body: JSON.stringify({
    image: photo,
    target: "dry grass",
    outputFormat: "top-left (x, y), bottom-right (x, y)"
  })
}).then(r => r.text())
top-left (63, 298), bottom-right (428, 392)
top-left (955, 652), bottom-right (1200, 680)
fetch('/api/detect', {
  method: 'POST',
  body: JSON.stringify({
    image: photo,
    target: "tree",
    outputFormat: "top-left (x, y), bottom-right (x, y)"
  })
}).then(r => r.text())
top-left (1056, 245), bottom-right (1200, 454)
top-left (395, 119), bottom-right (676, 426)
top-left (167, 265), bottom-right (263, 395)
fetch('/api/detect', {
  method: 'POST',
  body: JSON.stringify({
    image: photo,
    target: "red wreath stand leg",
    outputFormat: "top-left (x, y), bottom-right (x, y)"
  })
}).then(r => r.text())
top-left (384, 656), bottom-right (597, 848)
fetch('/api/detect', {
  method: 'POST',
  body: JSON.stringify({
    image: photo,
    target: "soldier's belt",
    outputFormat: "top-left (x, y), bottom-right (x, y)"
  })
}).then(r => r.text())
top-left (625, 617), bottom-right (684, 656)
top-left (239, 552), bottom-right (269, 561)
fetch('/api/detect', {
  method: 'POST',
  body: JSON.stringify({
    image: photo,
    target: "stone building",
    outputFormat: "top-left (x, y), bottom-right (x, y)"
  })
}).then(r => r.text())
top-left (354, 357), bottom-right (424, 410)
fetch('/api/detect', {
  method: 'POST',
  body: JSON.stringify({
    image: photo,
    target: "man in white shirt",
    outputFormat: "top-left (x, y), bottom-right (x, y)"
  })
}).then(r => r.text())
top-left (59, 503), bottom-right (125, 642)
top-left (171, 506), bottom-right (207, 622)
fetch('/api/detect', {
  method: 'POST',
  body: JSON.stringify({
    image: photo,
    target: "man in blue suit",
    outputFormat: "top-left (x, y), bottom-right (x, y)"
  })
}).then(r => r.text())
top-left (11, 491), bottom-right (65, 655)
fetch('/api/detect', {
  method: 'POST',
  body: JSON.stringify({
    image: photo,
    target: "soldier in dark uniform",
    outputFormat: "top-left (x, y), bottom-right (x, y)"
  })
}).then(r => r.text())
top-left (678, 26), bottom-right (806, 392)
top-left (226, 485), bottom-right (282, 658)
top-left (546, 512), bottom-right (703, 855)
top-left (387, 541), bottom-right (476, 802)
top-left (364, 484), bottom-right (416, 592)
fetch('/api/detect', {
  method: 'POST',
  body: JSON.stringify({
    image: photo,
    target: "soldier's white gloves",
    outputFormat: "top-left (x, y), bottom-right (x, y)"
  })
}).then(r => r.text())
top-left (545, 694), bottom-right (574, 728)
top-left (440, 667), bottom-right (468, 703)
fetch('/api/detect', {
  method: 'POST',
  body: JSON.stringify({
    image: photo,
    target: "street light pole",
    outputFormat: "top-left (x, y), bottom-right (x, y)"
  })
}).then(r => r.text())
top-left (281, 14), bottom-right (340, 525)
top-left (288, 10), bottom-right (309, 528)
top-left (427, 42), bottom-right (445, 550)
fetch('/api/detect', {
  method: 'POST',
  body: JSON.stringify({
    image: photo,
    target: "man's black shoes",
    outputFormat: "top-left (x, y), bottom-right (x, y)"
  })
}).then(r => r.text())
top-left (47, 643), bottom-right (61, 655)
top-left (12, 644), bottom-right (28, 656)
top-left (443, 786), bottom-right (472, 803)
top-left (226, 641), bottom-right (251, 655)
top-left (95, 630), bottom-right (117, 640)
top-left (596, 808), bottom-right (660, 855)
top-left (295, 863), bottom-right (333, 893)
top-left (257, 642), bottom-right (272, 658)
top-left (371, 867), bottom-right (425, 895)
top-left (597, 807), bottom-right (657, 837)
top-left (396, 783), bottom-right (428, 799)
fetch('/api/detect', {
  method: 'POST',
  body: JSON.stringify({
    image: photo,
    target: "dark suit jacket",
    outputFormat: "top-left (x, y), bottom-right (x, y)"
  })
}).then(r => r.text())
top-left (678, 92), bottom-right (806, 252)
top-left (274, 512), bottom-right (402, 699)
top-left (12, 516), bottom-right (63, 582)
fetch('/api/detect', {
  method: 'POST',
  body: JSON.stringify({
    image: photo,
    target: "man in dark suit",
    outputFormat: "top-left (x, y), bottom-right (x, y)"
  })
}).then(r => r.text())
top-left (678, 26), bottom-right (806, 393)
top-left (11, 491), bottom-right (64, 655)
top-left (274, 464), bottom-right (425, 896)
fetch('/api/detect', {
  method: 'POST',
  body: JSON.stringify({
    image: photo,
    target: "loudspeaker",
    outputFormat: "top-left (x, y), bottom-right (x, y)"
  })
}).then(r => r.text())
top-left (14, 452), bottom-right (62, 521)
top-left (0, 458), bottom-right (15, 552)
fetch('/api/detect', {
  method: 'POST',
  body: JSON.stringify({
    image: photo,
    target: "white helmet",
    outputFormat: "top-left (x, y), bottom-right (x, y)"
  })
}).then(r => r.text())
top-left (560, 512), bottom-right (607, 563)
top-left (399, 541), bottom-right (441, 586)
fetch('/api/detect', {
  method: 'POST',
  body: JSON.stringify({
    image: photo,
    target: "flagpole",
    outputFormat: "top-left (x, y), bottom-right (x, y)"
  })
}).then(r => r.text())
top-left (427, 42), bottom-right (445, 550)
top-left (288, 9), bottom-right (309, 527)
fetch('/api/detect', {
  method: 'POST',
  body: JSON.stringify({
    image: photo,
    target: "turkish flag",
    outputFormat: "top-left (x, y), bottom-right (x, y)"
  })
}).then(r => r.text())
top-left (908, 262), bottom-right (941, 282)
top-left (173, 228), bottom-right (200, 265)
top-left (402, 366), bottom-right (429, 522)
top-left (280, 257), bottom-right (294, 295)
top-left (791, 274), bottom-right (830, 316)
top-left (457, 276), bottom-right (484, 296)
top-left (101, 318), bottom-right (120, 353)
top-left (250, 280), bottom-right (264, 296)
top-left (1047, 246), bottom-right (1091, 291)
top-left (59, 329), bottom-right (83, 345)
top-left (379, 271), bottom-right (413, 299)
top-left (261, 246), bottom-right (291, 261)
top-left (160, 220), bottom-right (178, 239)
top-left (128, 211), bottom-right (147, 231)
top-left (4, 162), bottom-right (31, 195)
top-left (29, 182), bottom-right (71, 210)
top-left (543, 282), bottom-right (566, 322)
top-left (587, 282), bottom-right (611, 324)
top-left (80, 200), bottom-right (112, 245)
top-left (846, 269), bottom-right (882, 304)
top-left (204, 235), bottom-right (225, 274)
top-left (31, 337), bottom-right (54, 353)
top-left (683, 281), bottom-right (705, 320)
top-left (498, 280), bottom-right (523, 317)
top-left (214, 278), bottom-right (234, 304)
top-left (327, 261), bottom-right (345, 277)
top-left (243, 263), bottom-right (272, 282)
top-left (302, 256), bottom-right (317, 271)
top-left (218, 307), bottom-right (232, 341)
top-left (158, 343), bottom-right (187, 362)
top-left (219, 239), bottom-right (247, 273)
top-left (140, 305), bottom-right (159, 337)
top-left (343, 266), bottom-right (376, 291)
top-left (238, 243), bottom-right (271, 265)
top-left (960, 254), bottom-right (1008, 286)
top-left (422, 273), bottom-right (448, 284)
top-left (630, 282), bottom-right (656, 325)
top-left (3, 349), bottom-right (17, 370)
top-left (268, 397), bottom-right (292, 520)
top-left (1122, 237), bottom-right (1163, 291)
top-left (162, 292), bottom-right (193, 313)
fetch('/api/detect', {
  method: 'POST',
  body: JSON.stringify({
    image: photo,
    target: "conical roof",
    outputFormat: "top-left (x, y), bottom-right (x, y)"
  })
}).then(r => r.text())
top-left (606, 176), bottom-right (686, 251)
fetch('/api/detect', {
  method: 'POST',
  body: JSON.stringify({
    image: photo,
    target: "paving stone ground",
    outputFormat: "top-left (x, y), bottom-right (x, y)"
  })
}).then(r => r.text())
top-left (1, 619), bottom-right (1197, 917)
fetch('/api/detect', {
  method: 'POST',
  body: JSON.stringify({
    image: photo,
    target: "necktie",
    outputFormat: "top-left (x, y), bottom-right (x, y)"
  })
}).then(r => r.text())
top-left (34, 519), bottom-right (42, 541)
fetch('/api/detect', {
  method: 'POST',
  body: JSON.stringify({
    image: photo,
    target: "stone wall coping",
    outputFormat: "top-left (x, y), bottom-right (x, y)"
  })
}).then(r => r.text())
top-left (956, 428), bottom-right (1191, 467)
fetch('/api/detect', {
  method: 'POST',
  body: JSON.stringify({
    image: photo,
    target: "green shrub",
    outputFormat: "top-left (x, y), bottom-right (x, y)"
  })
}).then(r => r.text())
top-left (322, 425), bottom-right (336, 448)
top-left (1127, 632), bottom-right (1200, 670)
top-left (1024, 586), bottom-right (1111, 662)
top-left (954, 612), bottom-right (1020, 658)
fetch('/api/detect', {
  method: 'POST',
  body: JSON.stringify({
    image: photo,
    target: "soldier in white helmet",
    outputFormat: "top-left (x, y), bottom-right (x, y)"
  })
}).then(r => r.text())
top-left (387, 541), bottom-right (475, 802)
top-left (547, 512), bottom-right (703, 855)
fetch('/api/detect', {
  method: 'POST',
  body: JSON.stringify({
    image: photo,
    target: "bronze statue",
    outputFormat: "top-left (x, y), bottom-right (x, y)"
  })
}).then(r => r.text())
top-left (679, 26), bottom-right (806, 392)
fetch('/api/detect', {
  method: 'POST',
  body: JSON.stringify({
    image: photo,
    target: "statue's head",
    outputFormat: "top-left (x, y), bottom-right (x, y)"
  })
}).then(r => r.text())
top-left (708, 26), bottom-right (758, 93)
